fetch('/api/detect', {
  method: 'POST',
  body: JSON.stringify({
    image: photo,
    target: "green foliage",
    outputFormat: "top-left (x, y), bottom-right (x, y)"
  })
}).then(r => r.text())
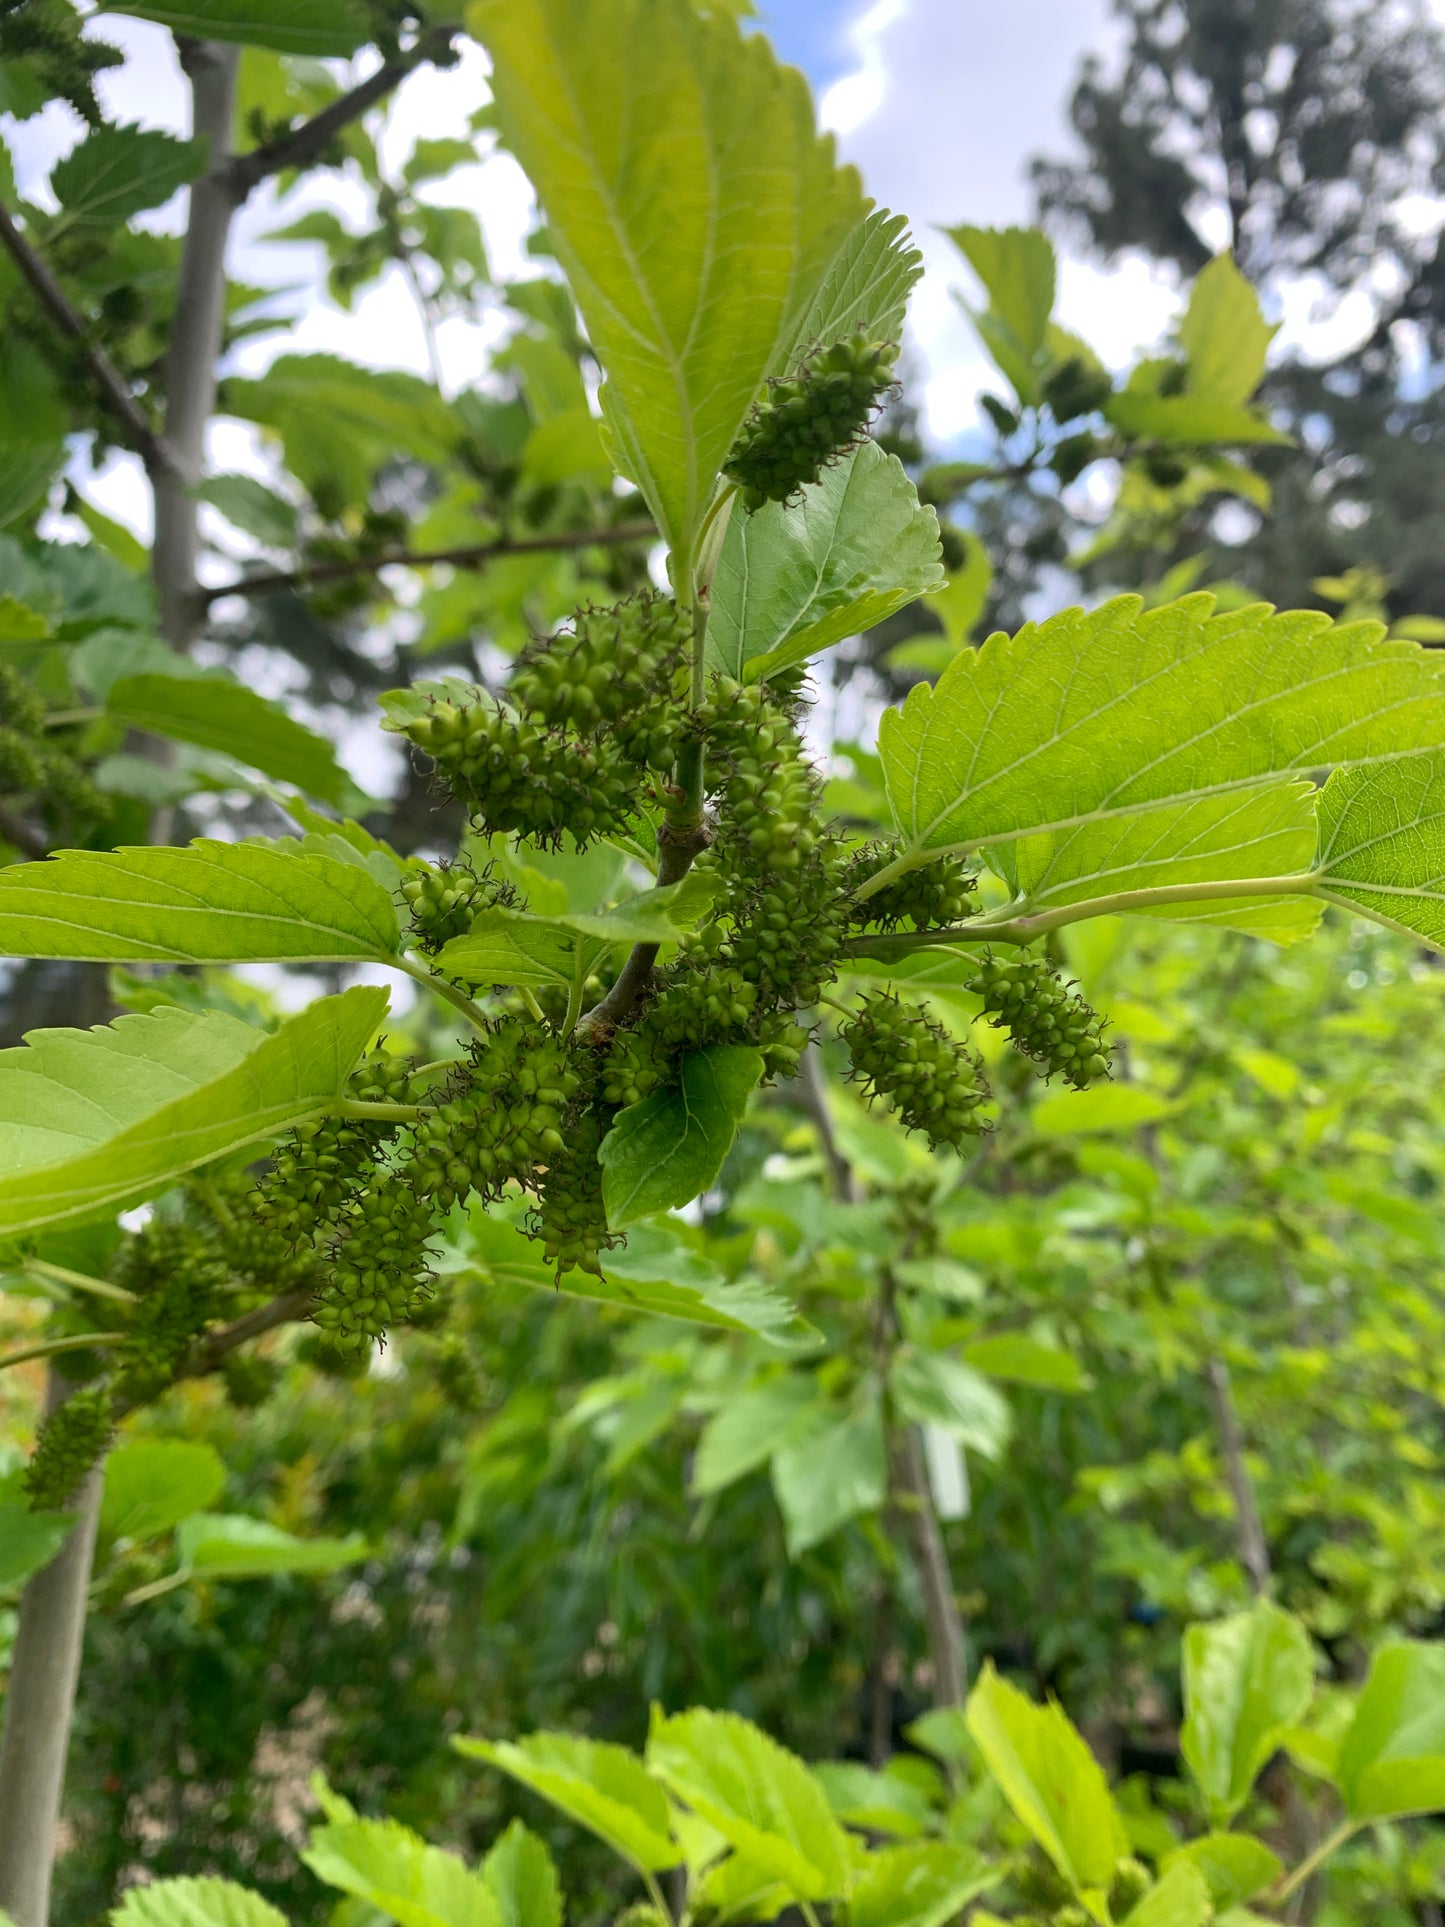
top-left (1180, 1600), bottom-right (1314, 1824)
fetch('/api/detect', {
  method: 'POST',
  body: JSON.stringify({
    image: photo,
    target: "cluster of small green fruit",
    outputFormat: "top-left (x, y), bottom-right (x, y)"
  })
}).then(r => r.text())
top-left (0, 661), bottom-right (103, 843)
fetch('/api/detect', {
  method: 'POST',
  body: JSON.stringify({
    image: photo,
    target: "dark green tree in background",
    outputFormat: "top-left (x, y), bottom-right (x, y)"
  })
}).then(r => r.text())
top-left (1031, 0), bottom-right (1445, 617)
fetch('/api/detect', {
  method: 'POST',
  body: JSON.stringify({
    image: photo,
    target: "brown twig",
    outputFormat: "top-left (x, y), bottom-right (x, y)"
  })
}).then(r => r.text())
top-left (176, 1287), bottom-right (312, 1383)
top-left (0, 198), bottom-right (178, 480)
top-left (202, 518), bottom-right (658, 606)
top-left (226, 25), bottom-right (460, 201)
top-left (0, 806), bottom-right (47, 861)
top-left (578, 819), bottom-right (711, 1032)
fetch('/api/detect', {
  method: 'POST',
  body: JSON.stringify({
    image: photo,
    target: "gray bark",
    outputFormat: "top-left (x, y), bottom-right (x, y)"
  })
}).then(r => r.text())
top-left (0, 1379), bottom-right (105, 1927)
top-left (1206, 1355), bottom-right (1272, 1595)
top-left (889, 1423), bottom-right (969, 1707)
top-left (152, 38), bottom-right (240, 654)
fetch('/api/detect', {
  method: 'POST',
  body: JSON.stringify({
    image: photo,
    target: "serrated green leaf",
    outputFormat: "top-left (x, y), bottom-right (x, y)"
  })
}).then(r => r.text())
top-left (304, 1817), bottom-right (499, 1927)
top-left (0, 1501), bottom-right (73, 1590)
top-left (108, 0), bottom-right (367, 53)
top-left (107, 674), bottom-right (361, 809)
top-left (647, 1707), bottom-right (850, 1899)
top-left (111, 1875), bottom-right (287, 1927)
top-left (1178, 255), bottom-right (1275, 407)
top-left (1180, 1601), bottom-right (1314, 1823)
top-left (847, 1842), bottom-right (995, 1927)
top-left (692, 1375), bottom-right (821, 1495)
top-left (966, 1662), bottom-right (1128, 1905)
top-left (50, 124), bottom-right (204, 229)
top-left (771, 1403), bottom-right (887, 1555)
top-left (101, 1440), bottom-right (226, 1544)
top-left (470, 0), bottom-right (872, 555)
top-left (889, 1349), bottom-right (1010, 1457)
top-left (878, 596), bottom-right (1445, 877)
top-left (1314, 753), bottom-right (1445, 950)
top-left (458, 1213), bottom-right (816, 1350)
top-left (481, 1822), bottom-right (561, 1927)
top-left (436, 881), bottom-right (716, 990)
top-left (947, 225), bottom-right (1055, 358)
top-left (1003, 782), bottom-right (1319, 934)
top-left (777, 205), bottom-right (922, 368)
top-left (0, 840), bottom-right (401, 963)
top-left (707, 442), bottom-right (942, 682)
top-left (176, 1513), bottom-right (366, 1580)
top-left (0, 594), bottom-right (50, 642)
top-left (0, 986), bottom-right (386, 1234)
top-left (1336, 1640), bottom-right (1445, 1822)
top-left (454, 1733), bottom-right (680, 1872)
top-left (600, 1044), bottom-right (763, 1228)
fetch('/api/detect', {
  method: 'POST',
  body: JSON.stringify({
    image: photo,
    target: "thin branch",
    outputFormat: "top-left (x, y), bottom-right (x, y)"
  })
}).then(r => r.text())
top-left (1205, 1355), bottom-right (1272, 1595)
top-left (798, 1041), bottom-right (860, 1204)
top-left (21, 1259), bottom-right (137, 1306)
top-left (173, 1287), bottom-right (312, 1386)
top-left (0, 806), bottom-right (48, 862)
top-left (202, 518), bottom-right (658, 606)
top-left (0, 198), bottom-right (178, 480)
top-left (578, 819), bottom-right (711, 1032)
top-left (0, 1332), bottom-right (125, 1373)
top-left (226, 24), bottom-right (459, 201)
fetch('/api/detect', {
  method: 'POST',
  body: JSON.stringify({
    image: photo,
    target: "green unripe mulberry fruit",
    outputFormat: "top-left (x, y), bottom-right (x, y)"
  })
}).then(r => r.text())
top-left (844, 849), bottom-right (978, 932)
top-left (400, 860), bottom-right (512, 954)
top-left (24, 1385), bottom-right (114, 1510)
top-left (510, 590), bottom-right (689, 769)
top-left (966, 953), bottom-right (1111, 1088)
top-left (841, 992), bottom-right (989, 1151)
top-left (724, 335), bottom-right (898, 509)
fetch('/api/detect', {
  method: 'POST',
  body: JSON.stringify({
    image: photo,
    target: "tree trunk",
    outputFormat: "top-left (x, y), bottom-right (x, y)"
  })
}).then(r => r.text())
top-left (1205, 1355), bottom-right (1271, 1595)
top-left (889, 1422), bottom-right (969, 1707)
top-left (0, 1377), bottom-right (105, 1927)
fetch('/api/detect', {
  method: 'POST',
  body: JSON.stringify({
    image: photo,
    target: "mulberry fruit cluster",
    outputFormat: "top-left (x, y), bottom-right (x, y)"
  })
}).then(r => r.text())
top-left (408, 1019), bottom-right (581, 1209)
top-left (313, 1166), bottom-right (439, 1352)
top-left (0, 661), bottom-right (102, 839)
top-left (253, 1051), bottom-right (413, 1249)
top-left (397, 592), bottom-right (692, 847)
top-left (511, 591), bottom-right (688, 769)
top-left (112, 1218), bottom-right (230, 1401)
top-left (528, 1113), bottom-right (615, 1277)
top-left (841, 991), bottom-right (989, 1151)
top-left (401, 860), bottom-right (513, 955)
top-left (725, 335), bottom-right (898, 509)
top-left (844, 849), bottom-right (978, 933)
top-left (967, 953), bottom-right (1111, 1088)
top-left (24, 1385), bottom-right (114, 1511)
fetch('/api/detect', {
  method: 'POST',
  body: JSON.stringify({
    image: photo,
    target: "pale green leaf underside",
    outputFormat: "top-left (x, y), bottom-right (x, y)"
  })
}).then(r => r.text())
top-left (848, 1842), bottom-right (996, 1927)
top-left (776, 205), bottom-right (922, 372)
top-left (708, 442), bottom-right (943, 682)
top-left (880, 595), bottom-right (1445, 866)
top-left (0, 840), bottom-right (401, 963)
top-left (101, 1440), bottom-right (226, 1544)
top-left (647, 1707), bottom-right (851, 1899)
top-left (1336, 1640), bottom-right (1445, 1822)
top-left (107, 674), bottom-right (361, 810)
top-left (1315, 754), bottom-right (1445, 951)
top-left (1180, 1603), bottom-right (1314, 1822)
top-left (107, 0), bottom-right (368, 52)
top-left (471, 0), bottom-right (872, 554)
top-left (0, 986), bottom-right (385, 1233)
top-left (461, 1214), bottom-right (816, 1350)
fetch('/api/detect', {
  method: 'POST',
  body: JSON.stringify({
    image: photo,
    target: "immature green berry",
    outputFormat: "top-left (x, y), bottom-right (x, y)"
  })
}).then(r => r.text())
top-left (529, 1114), bottom-right (616, 1277)
top-left (24, 1385), bottom-right (114, 1511)
top-left (844, 848), bottom-right (978, 932)
top-left (253, 1050), bottom-right (413, 1248)
top-left (966, 953), bottom-right (1111, 1088)
top-left (510, 590), bottom-right (689, 768)
top-left (841, 991), bottom-right (989, 1151)
top-left (313, 1168), bottom-right (439, 1352)
top-left (725, 334), bottom-right (898, 509)
top-left (113, 1218), bottom-right (229, 1401)
top-left (408, 1018), bottom-right (583, 1209)
top-left (400, 859), bottom-right (513, 955)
